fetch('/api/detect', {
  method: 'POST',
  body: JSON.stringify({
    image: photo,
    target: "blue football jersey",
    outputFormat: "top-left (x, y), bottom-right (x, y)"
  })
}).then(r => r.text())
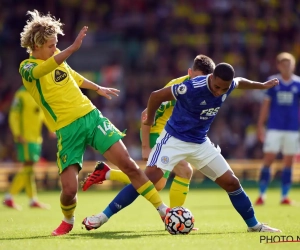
top-left (265, 74), bottom-right (300, 131)
top-left (165, 75), bottom-right (237, 143)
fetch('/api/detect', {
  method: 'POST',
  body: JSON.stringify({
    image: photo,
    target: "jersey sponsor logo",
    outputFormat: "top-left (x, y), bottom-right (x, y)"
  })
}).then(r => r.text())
top-left (200, 107), bottom-right (220, 117)
top-left (161, 156), bottom-right (169, 164)
top-left (276, 91), bottom-right (293, 105)
top-left (200, 100), bottom-right (206, 105)
top-left (52, 67), bottom-right (69, 86)
top-left (55, 69), bottom-right (67, 82)
top-left (177, 84), bottom-right (187, 95)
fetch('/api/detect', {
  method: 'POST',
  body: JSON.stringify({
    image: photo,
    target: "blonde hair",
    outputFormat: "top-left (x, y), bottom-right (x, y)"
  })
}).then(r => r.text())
top-left (276, 52), bottom-right (296, 65)
top-left (20, 10), bottom-right (64, 53)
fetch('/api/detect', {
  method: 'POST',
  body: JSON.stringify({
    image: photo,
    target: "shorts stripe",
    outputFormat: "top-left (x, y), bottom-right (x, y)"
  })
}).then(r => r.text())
top-left (149, 132), bottom-right (172, 166)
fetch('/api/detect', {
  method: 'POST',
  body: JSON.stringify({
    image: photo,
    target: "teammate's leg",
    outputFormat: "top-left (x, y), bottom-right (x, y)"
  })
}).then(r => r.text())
top-left (280, 155), bottom-right (293, 204)
top-left (255, 153), bottom-right (275, 205)
top-left (256, 130), bottom-right (279, 205)
top-left (280, 132), bottom-right (298, 204)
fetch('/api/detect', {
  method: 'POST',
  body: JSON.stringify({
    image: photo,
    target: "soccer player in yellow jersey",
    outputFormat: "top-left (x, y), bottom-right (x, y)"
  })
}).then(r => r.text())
top-left (19, 10), bottom-right (168, 236)
top-left (3, 86), bottom-right (52, 210)
top-left (82, 55), bottom-right (215, 209)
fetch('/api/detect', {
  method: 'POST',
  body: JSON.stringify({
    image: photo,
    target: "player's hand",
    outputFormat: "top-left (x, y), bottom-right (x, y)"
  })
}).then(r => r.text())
top-left (142, 113), bottom-right (153, 126)
top-left (262, 78), bottom-right (279, 89)
top-left (96, 86), bottom-right (120, 100)
top-left (256, 126), bottom-right (265, 143)
top-left (142, 146), bottom-right (151, 161)
top-left (70, 26), bottom-right (88, 52)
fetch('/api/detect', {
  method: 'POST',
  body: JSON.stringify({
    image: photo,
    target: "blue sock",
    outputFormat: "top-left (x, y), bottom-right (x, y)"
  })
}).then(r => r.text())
top-left (103, 184), bottom-right (139, 218)
top-left (228, 187), bottom-right (258, 227)
top-left (258, 166), bottom-right (270, 195)
top-left (281, 167), bottom-right (292, 198)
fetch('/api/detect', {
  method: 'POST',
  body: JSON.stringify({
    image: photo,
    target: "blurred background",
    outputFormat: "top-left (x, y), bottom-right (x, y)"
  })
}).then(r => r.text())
top-left (0, 0), bottom-right (300, 165)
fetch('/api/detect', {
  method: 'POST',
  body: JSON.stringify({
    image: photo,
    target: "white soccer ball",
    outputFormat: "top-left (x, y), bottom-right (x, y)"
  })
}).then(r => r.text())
top-left (164, 206), bottom-right (195, 235)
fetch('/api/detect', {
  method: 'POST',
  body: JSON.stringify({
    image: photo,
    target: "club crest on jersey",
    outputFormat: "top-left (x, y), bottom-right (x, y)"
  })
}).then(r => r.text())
top-left (222, 94), bottom-right (227, 102)
top-left (161, 156), bottom-right (169, 164)
top-left (177, 84), bottom-right (187, 95)
top-left (292, 86), bottom-right (298, 93)
top-left (52, 67), bottom-right (69, 86)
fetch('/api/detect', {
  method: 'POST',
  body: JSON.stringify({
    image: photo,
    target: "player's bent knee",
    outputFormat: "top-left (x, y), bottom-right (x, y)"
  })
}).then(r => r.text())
top-left (62, 187), bottom-right (77, 200)
top-left (173, 161), bottom-right (193, 179)
top-left (224, 175), bottom-right (241, 192)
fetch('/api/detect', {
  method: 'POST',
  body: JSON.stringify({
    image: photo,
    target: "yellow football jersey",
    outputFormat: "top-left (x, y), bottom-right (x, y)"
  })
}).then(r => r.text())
top-left (19, 51), bottom-right (95, 131)
top-left (150, 75), bottom-right (189, 134)
top-left (9, 86), bottom-right (45, 143)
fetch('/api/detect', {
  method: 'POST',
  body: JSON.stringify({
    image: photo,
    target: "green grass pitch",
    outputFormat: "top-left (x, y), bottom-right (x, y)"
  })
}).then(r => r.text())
top-left (1, 188), bottom-right (299, 250)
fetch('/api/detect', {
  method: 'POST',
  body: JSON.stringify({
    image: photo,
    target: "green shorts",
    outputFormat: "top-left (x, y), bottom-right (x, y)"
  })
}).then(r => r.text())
top-left (16, 142), bottom-right (41, 163)
top-left (56, 109), bottom-right (125, 173)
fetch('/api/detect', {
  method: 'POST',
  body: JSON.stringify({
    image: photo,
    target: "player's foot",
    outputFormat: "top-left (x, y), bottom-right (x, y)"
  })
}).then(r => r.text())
top-left (280, 197), bottom-right (292, 205)
top-left (30, 201), bottom-right (51, 209)
top-left (81, 161), bottom-right (110, 191)
top-left (82, 215), bottom-right (103, 231)
top-left (3, 198), bottom-right (22, 210)
top-left (160, 207), bottom-right (171, 222)
top-left (51, 221), bottom-right (73, 236)
top-left (255, 196), bottom-right (264, 205)
top-left (247, 223), bottom-right (282, 233)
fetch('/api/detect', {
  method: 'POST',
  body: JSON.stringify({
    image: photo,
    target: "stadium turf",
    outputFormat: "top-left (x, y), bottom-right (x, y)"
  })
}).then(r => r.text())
top-left (1, 189), bottom-right (299, 250)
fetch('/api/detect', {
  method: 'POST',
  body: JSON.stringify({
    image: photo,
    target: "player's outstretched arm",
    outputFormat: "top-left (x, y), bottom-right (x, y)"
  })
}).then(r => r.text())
top-left (80, 78), bottom-right (120, 100)
top-left (31, 26), bottom-right (88, 79)
top-left (144, 87), bottom-right (174, 126)
top-left (235, 77), bottom-right (279, 90)
top-left (54, 26), bottom-right (88, 65)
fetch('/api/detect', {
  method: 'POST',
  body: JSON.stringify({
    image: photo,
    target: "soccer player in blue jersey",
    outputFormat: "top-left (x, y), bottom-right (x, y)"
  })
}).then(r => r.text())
top-left (255, 52), bottom-right (300, 205)
top-left (82, 63), bottom-right (281, 233)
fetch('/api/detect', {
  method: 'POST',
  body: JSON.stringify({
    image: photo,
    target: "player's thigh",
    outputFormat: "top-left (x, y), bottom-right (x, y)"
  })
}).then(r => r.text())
top-left (88, 109), bottom-right (125, 155)
top-left (263, 130), bottom-right (282, 154)
top-left (282, 131), bottom-right (299, 155)
top-left (173, 160), bottom-right (193, 179)
top-left (147, 130), bottom-right (188, 173)
top-left (187, 138), bottom-right (221, 171)
top-left (199, 154), bottom-right (232, 181)
top-left (56, 117), bottom-right (86, 174)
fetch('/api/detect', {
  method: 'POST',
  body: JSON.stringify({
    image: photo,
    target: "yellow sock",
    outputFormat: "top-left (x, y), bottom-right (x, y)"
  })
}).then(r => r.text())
top-left (9, 169), bottom-right (27, 195)
top-left (110, 169), bottom-right (131, 184)
top-left (137, 180), bottom-right (162, 208)
top-left (61, 203), bottom-right (77, 220)
top-left (169, 176), bottom-right (190, 208)
top-left (24, 166), bottom-right (37, 199)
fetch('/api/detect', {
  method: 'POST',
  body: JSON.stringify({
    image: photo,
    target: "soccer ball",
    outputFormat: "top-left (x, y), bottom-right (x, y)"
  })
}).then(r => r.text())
top-left (164, 206), bottom-right (195, 235)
